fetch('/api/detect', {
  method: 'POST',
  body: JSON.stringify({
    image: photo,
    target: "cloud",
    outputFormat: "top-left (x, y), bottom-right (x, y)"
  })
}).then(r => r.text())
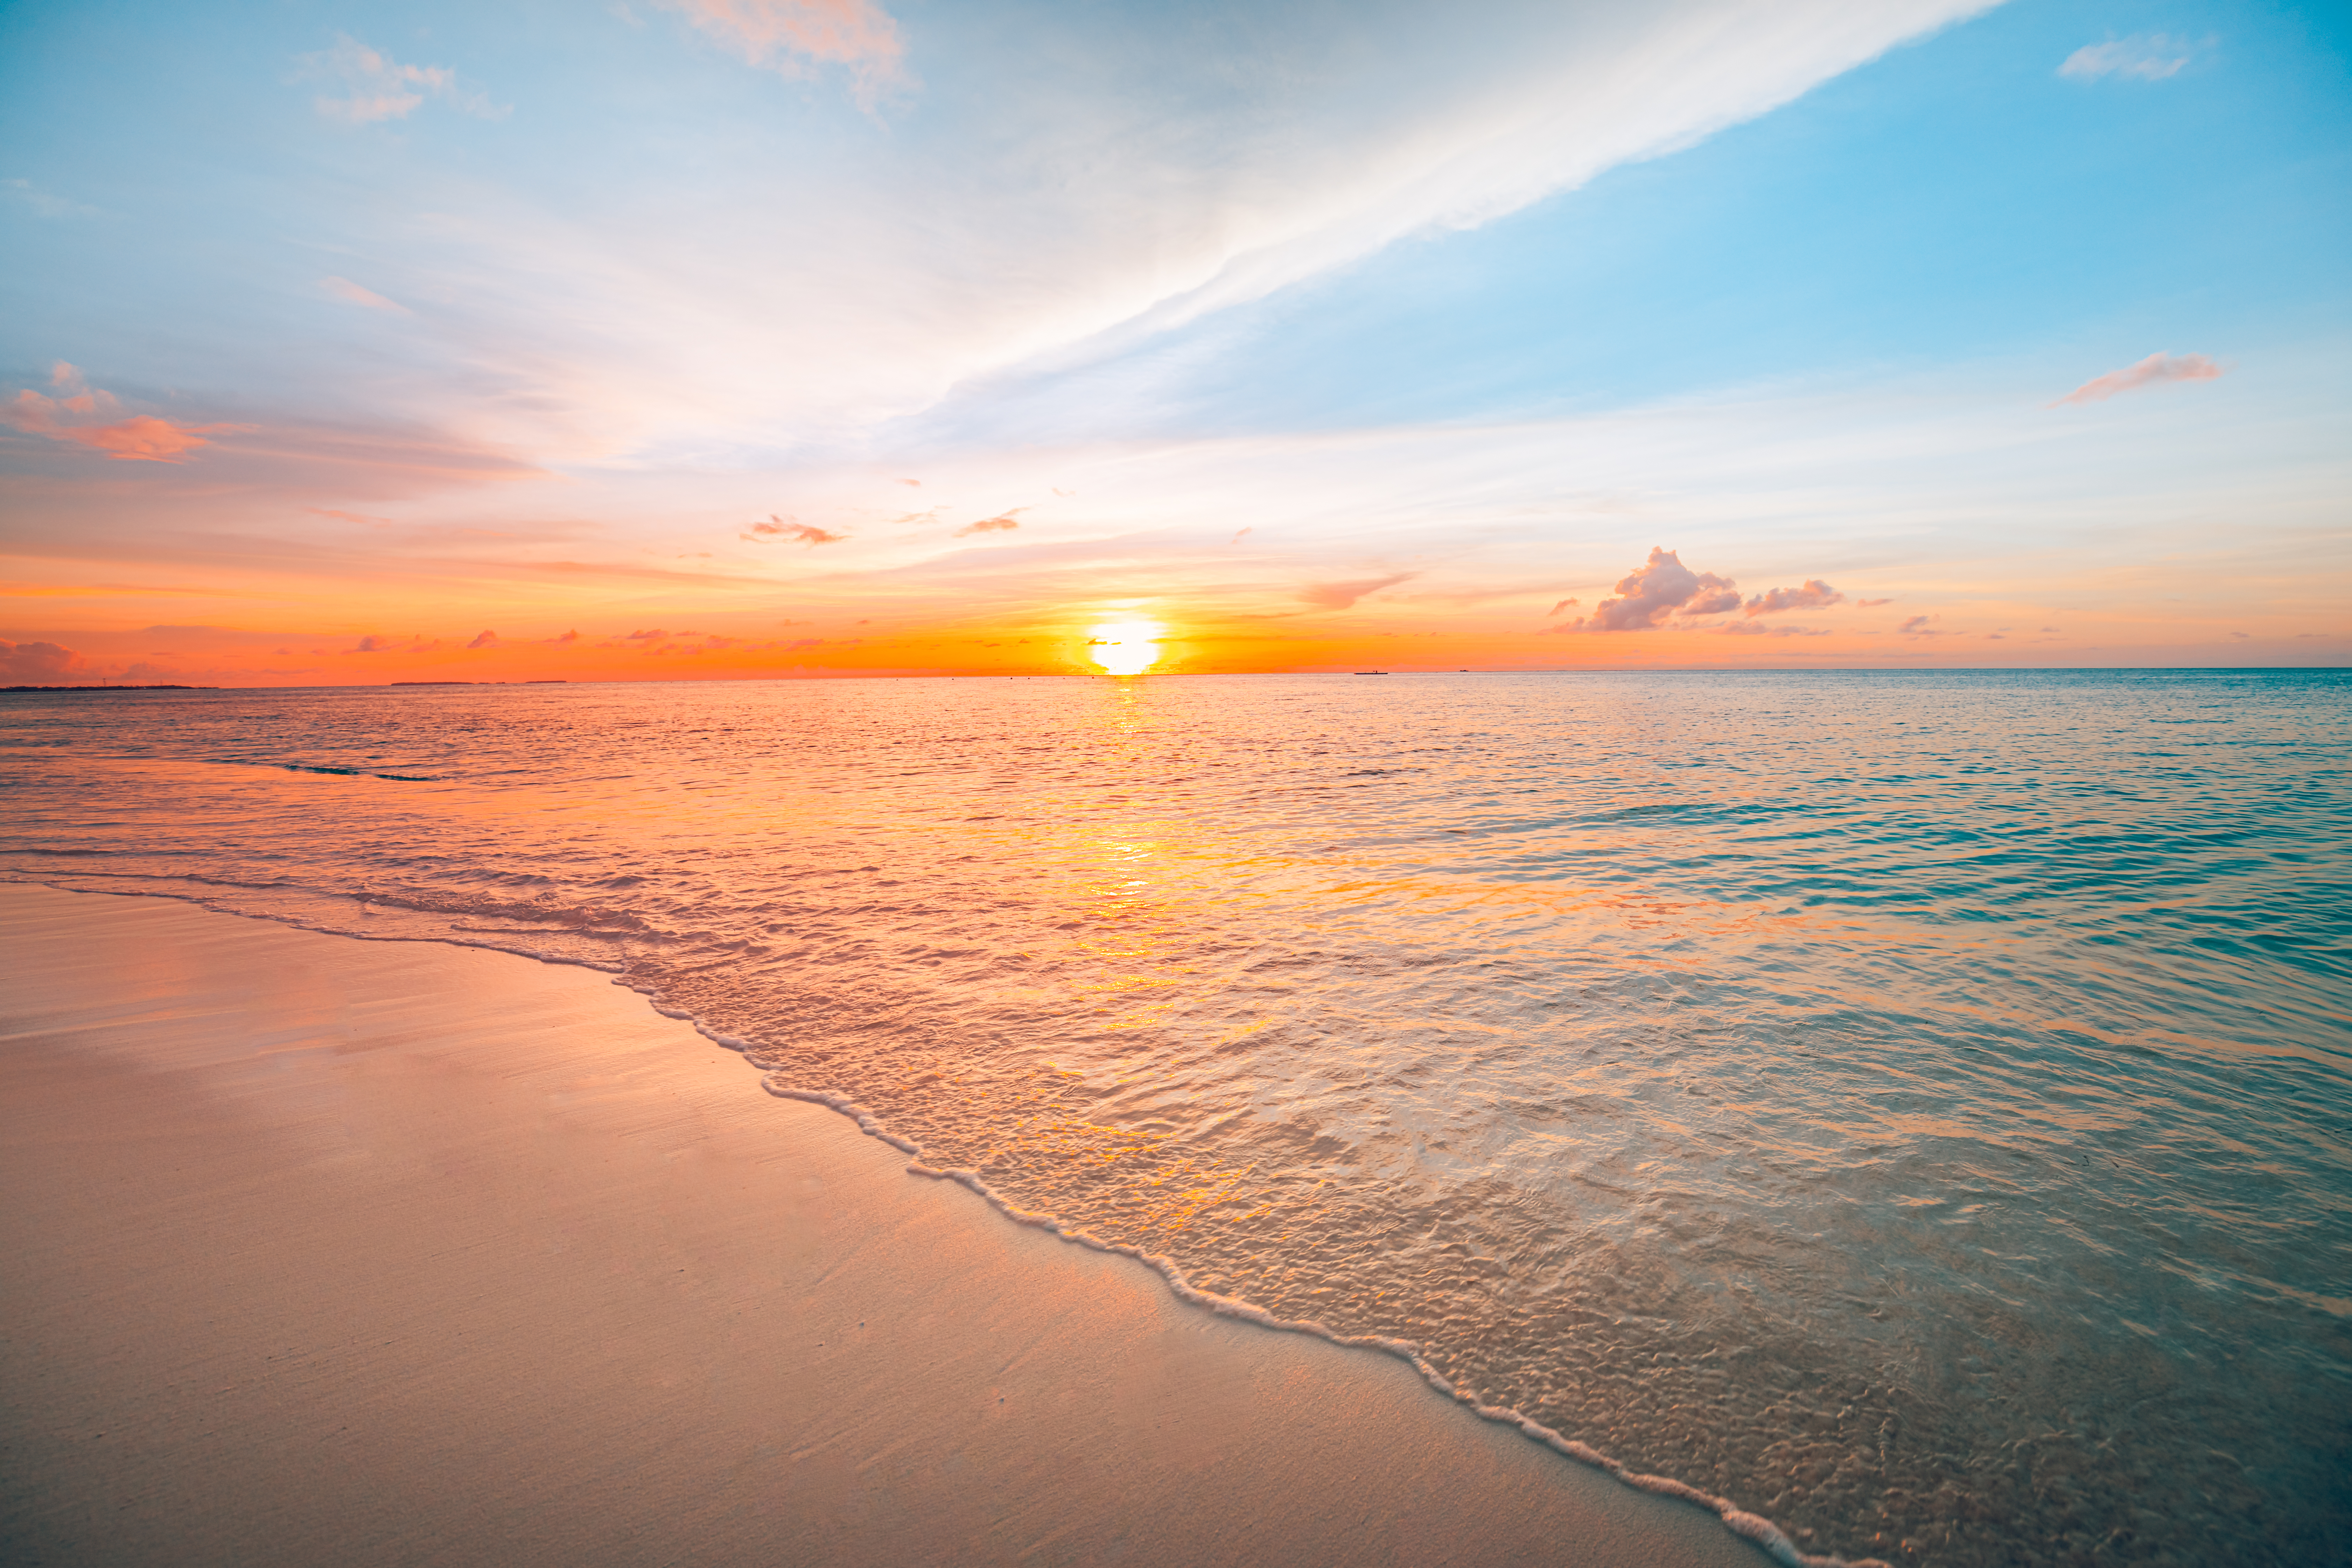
top-left (1717, 622), bottom-right (1826, 637)
top-left (747, 514), bottom-right (848, 544)
top-left (2, 365), bottom-right (248, 462)
top-left (1858, 597), bottom-right (1892, 607)
top-left (1898, 615), bottom-right (1938, 635)
top-left (1546, 597), bottom-right (1581, 616)
top-left (1743, 578), bottom-right (1844, 616)
top-left (1300, 571), bottom-right (1415, 611)
top-left (954, 514), bottom-right (1022, 537)
top-left (298, 35), bottom-right (504, 124)
top-left (2052, 352), bottom-right (2224, 406)
top-left (353, 635), bottom-right (388, 652)
top-left (3, 178), bottom-right (98, 219)
top-left (624, 628), bottom-right (669, 640)
top-left (1, 639), bottom-right (83, 682)
top-left (664, 0), bottom-right (909, 106)
top-left (2059, 35), bottom-right (2200, 82)
top-left (321, 276), bottom-right (408, 313)
top-left (1570, 547), bottom-right (1738, 630)
top-left (467, 630), bottom-right (498, 649)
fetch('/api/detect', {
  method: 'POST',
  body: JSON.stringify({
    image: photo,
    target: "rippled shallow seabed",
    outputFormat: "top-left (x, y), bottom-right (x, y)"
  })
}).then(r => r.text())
top-left (6, 671), bottom-right (2347, 1564)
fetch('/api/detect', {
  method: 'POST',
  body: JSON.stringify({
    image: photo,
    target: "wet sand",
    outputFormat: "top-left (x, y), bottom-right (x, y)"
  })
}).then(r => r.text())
top-left (0, 882), bottom-right (1771, 1568)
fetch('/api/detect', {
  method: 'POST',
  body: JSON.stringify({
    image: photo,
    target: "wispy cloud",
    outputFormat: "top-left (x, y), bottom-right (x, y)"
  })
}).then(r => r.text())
top-left (664, 0), bottom-right (910, 106)
top-left (954, 514), bottom-right (1022, 538)
top-left (321, 276), bottom-right (408, 313)
top-left (2, 362), bottom-right (249, 463)
top-left (747, 514), bottom-right (848, 544)
top-left (297, 35), bottom-right (505, 124)
top-left (2052, 352), bottom-right (2223, 407)
top-left (1300, 572), bottom-right (1414, 611)
top-left (2060, 35), bottom-right (2203, 82)
top-left (3, 178), bottom-right (99, 219)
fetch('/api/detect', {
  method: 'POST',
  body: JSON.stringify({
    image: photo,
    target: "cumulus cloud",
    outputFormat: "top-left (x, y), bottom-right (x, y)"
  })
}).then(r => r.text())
top-left (298, 35), bottom-right (504, 123)
top-left (2, 364), bottom-right (247, 462)
top-left (1569, 547), bottom-right (1739, 631)
top-left (2059, 35), bottom-right (2200, 81)
top-left (954, 514), bottom-right (1022, 537)
top-left (1743, 578), bottom-right (1844, 616)
top-left (747, 514), bottom-right (848, 544)
top-left (664, 0), bottom-right (909, 106)
top-left (1301, 571), bottom-right (1415, 610)
top-left (467, 630), bottom-right (498, 649)
top-left (2053, 352), bottom-right (2224, 406)
top-left (1, 638), bottom-right (83, 682)
top-left (321, 276), bottom-right (408, 312)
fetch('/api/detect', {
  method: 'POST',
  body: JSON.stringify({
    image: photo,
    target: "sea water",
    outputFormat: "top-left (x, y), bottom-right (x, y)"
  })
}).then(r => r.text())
top-left (4, 670), bottom-right (2345, 1566)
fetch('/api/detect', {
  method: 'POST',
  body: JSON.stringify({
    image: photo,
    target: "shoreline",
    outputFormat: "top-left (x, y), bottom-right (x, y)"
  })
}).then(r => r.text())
top-left (2, 882), bottom-right (1784, 1568)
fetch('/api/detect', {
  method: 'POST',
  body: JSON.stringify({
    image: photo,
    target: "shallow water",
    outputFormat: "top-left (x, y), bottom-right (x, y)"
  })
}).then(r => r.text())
top-left (5, 670), bottom-right (2347, 1566)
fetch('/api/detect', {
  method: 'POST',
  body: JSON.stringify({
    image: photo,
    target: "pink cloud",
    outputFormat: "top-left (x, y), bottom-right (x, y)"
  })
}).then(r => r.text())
top-left (298, 35), bottom-right (502, 124)
top-left (2052, 352), bottom-right (2222, 406)
top-left (1, 638), bottom-right (83, 682)
top-left (4, 365), bottom-right (249, 462)
top-left (954, 514), bottom-right (1022, 538)
top-left (1300, 571), bottom-right (1414, 610)
top-left (467, 630), bottom-right (498, 649)
top-left (667, 0), bottom-right (909, 105)
top-left (1744, 579), bottom-right (1844, 616)
top-left (1546, 597), bottom-right (1580, 616)
top-left (1858, 597), bottom-right (1892, 608)
top-left (747, 514), bottom-right (848, 545)
top-left (321, 275), bottom-right (407, 312)
top-left (1567, 547), bottom-right (1738, 631)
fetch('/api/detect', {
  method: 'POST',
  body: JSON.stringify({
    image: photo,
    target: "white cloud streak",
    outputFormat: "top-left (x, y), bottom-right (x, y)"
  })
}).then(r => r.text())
top-left (2059, 35), bottom-right (2201, 82)
top-left (317, 0), bottom-right (1999, 463)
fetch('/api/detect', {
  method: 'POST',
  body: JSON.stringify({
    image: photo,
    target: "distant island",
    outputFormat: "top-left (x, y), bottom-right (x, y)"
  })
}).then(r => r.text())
top-left (2, 684), bottom-right (217, 693)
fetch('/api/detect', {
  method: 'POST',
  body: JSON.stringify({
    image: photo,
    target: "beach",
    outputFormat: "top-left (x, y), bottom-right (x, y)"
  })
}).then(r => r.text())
top-left (1, 882), bottom-right (1773, 1568)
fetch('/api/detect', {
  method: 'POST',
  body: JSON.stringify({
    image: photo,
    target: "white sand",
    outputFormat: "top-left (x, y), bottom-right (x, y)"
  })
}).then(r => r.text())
top-left (1, 883), bottom-right (1770, 1567)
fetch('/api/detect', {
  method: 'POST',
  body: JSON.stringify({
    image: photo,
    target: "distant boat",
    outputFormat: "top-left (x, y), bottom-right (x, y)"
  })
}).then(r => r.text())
top-left (1353, 670), bottom-right (1389, 675)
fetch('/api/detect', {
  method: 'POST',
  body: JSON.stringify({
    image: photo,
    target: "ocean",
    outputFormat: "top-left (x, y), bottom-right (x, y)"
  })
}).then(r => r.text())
top-left (4, 669), bottom-right (2345, 1566)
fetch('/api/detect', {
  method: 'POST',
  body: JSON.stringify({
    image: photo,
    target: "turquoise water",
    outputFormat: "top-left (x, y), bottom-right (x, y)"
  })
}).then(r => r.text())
top-left (4, 670), bottom-right (2346, 1565)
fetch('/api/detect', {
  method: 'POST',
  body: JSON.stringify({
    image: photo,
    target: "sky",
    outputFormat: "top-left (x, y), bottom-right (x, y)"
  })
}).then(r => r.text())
top-left (3, 0), bottom-right (2347, 683)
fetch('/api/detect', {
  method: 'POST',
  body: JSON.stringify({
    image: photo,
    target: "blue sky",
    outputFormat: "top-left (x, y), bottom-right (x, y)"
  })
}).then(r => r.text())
top-left (2, 0), bottom-right (2346, 680)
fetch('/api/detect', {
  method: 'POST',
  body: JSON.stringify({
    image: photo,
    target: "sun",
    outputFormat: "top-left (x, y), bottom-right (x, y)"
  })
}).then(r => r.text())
top-left (1087, 618), bottom-right (1164, 676)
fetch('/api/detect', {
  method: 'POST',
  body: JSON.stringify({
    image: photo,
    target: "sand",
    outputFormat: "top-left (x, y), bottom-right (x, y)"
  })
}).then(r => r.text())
top-left (1, 882), bottom-right (1772, 1568)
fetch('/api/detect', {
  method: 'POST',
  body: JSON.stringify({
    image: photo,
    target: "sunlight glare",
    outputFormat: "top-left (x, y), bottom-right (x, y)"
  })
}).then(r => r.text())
top-left (1087, 619), bottom-right (1164, 676)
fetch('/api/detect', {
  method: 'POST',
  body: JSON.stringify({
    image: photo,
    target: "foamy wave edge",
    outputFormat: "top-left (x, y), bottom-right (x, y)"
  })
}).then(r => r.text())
top-left (663, 1009), bottom-right (1889, 1568)
top-left (7, 880), bottom-right (1877, 1568)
